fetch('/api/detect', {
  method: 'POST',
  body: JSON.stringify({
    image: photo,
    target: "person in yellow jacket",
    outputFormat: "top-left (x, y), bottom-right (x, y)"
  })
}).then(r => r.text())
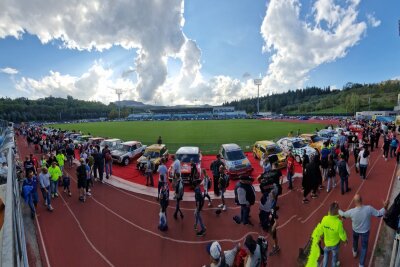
top-left (308, 201), bottom-right (347, 267)
top-left (56, 150), bottom-right (65, 173)
top-left (48, 161), bottom-right (62, 198)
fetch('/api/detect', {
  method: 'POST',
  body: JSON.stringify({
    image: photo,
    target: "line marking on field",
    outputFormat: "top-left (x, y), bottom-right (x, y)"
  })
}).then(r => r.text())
top-left (59, 193), bottom-right (115, 267)
top-left (35, 215), bottom-right (51, 267)
top-left (368, 163), bottom-right (397, 267)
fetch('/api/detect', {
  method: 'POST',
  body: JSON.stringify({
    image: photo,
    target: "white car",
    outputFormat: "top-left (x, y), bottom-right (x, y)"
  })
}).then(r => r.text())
top-left (276, 137), bottom-right (317, 163)
top-left (100, 138), bottom-right (123, 152)
top-left (111, 141), bottom-right (146, 166)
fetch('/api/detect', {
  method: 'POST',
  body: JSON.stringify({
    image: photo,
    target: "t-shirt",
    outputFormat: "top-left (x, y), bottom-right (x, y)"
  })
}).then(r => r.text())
top-left (245, 244), bottom-right (261, 267)
top-left (56, 154), bottom-right (65, 167)
top-left (157, 165), bottom-right (168, 181)
top-left (339, 205), bottom-right (385, 233)
top-left (358, 150), bottom-right (369, 165)
top-left (38, 172), bottom-right (50, 188)
top-left (172, 159), bottom-right (181, 174)
top-left (48, 165), bottom-right (62, 181)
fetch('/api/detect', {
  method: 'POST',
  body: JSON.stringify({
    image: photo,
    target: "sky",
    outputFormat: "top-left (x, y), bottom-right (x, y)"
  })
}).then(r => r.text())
top-left (0, 0), bottom-right (399, 105)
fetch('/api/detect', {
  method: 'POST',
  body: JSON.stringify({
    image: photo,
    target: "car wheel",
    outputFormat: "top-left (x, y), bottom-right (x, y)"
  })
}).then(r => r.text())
top-left (295, 155), bottom-right (301, 163)
top-left (123, 158), bottom-right (129, 166)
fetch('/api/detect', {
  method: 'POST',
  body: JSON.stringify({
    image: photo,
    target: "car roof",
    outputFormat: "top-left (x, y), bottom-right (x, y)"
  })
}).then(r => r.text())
top-left (280, 137), bottom-right (303, 142)
top-left (221, 143), bottom-right (241, 151)
top-left (300, 134), bottom-right (315, 137)
top-left (176, 146), bottom-right (199, 154)
top-left (121, 141), bottom-right (140, 146)
top-left (147, 144), bottom-right (166, 150)
top-left (255, 140), bottom-right (275, 146)
top-left (104, 138), bottom-right (122, 142)
top-left (89, 137), bottom-right (104, 140)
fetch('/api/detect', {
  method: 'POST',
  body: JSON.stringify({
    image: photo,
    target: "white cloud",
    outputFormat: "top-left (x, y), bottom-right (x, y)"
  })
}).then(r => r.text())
top-left (260, 0), bottom-right (367, 95)
top-left (366, 13), bottom-right (381, 28)
top-left (15, 62), bottom-right (136, 104)
top-left (0, 67), bottom-right (19, 75)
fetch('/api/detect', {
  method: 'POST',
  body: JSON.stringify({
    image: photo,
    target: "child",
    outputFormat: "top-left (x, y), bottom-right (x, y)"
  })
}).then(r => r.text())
top-left (201, 168), bottom-right (212, 207)
top-left (85, 158), bottom-right (93, 196)
top-left (62, 173), bottom-right (72, 196)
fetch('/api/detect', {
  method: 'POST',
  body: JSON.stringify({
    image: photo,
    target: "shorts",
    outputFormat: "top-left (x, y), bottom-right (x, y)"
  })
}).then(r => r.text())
top-left (77, 179), bottom-right (87, 189)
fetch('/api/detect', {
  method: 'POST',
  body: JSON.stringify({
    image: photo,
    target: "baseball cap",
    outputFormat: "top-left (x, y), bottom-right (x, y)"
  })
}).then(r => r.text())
top-left (206, 241), bottom-right (221, 260)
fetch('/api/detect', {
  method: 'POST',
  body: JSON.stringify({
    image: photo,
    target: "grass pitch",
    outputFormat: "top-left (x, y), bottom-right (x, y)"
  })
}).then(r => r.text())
top-left (51, 120), bottom-right (326, 154)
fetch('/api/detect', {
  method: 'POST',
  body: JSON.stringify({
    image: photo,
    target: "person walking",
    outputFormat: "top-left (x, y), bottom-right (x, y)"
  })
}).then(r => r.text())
top-left (259, 190), bottom-right (280, 256)
top-left (244, 235), bottom-right (262, 267)
top-left (158, 183), bottom-right (169, 232)
top-left (93, 148), bottom-right (104, 183)
top-left (210, 155), bottom-right (223, 196)
top-left (234, 176), bottom-right (256, 225)
top-left (145, 156), bottom-right (154, 186)
top-left (337, 154), bottom-right (351, 195)
top-left (320, 142), bottom-right (331, 183)
top-left (204, 241), bottom-right (240, 267)
top-left (48, 161), bottom-right (62, 198)
top-left (102, 145), bottom-right (113, 179)
top-left (302, 149), bottom-right (310, 181)
top-left (339, 194), bottom-right (388, 267)
top-left (38, 167), bottom-right (53, 211)
top-left (55, 150), bottom-right (65, 174)
top-left (171, 154), bottom-right (181, 179)
top-left (390, 137), bottom-right (398, 158)
top-left (156, 159), bottom-right (168, 200)
top-left (76, 159), bottom-right (87, 202)
top-left (173, 174), bottom-right (184, 219)
top-left (22, 170), bottom-right (39, 219)
top-left (157, 136), bottom-right (162, 145)
top-left (218, 165), bottom-right (228, 211)
top-left (326, 154), bottom-right (336, 193)
top-left (358, 146), bottom-right (370, 180)
top-left (383, 135), bottom-right (390, 161)
top-left (305, 155), bottom-right (322, 200)
top-left (286, 151), bottom-right (295, 190)
top-left (201, 168), bottom-right (212, 206)
top-left (194, 180), bottom-right (206, 236)
top-left (315, 202), bottom-right (347, 267)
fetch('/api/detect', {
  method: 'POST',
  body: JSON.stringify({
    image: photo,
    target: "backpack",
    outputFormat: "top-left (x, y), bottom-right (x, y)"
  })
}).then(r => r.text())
top-left (219, 174), bottom-right (229, 189)
top-left (105, 151), bottom-right (112, 161)
top-left (77, 165), bottom-right (87, 179)
top-left (257, 236), bottom-right (268, 267)
top-left (337, 160), bottom-right (348, 177)
top-left (384, 192), bottom-right (400, 230)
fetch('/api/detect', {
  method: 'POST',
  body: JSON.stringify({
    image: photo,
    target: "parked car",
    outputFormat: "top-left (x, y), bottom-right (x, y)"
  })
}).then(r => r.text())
top-left (219, 144), bottom-right (253, 179)
top-left (317, 129), bottom-right (339, 144)
top-left (299, 134), bottom-right (326, 152)
top-left (73, 135), bottom-right (92, 145)
top-left (111, 141), bottom-right (146, 166)
top-left (168, 146), bottom-right (202, 184)
top-left (100, 138), bottom-right (123, 152)
top-left (252, 140), bottom-right (286, 169)
top-left (276, 137), bottom-right (316, 163)
top-left (88, 137), bottom-right (105, 146)
top-left (136, 144), bottom-right (169, 173)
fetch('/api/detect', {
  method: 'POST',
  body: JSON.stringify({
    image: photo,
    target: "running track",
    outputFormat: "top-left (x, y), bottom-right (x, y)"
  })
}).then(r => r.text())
top-left (19, 136), bottom-right (396, 267)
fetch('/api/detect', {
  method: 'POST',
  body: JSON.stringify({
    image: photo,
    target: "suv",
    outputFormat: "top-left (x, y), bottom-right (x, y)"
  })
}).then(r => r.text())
top-left (276, 137), bottom-right (316, 163)
top-left (299, 134), bottom-right (326, 152)
top-left (73, 135), bottom-right (92, 146)
top-left (252, 140), bottom-right (286, 169)
top-left (88, 137), bottom-right (105, 146)
top-left (136, 144), bottom-right (169, 173)
top-left (100, 138), bottom-right (123, 152)
top-left (111, 141), bottom-right (146, 166)
top-left (168, 147), bottom-right (202, 184)
top-left (219, 144), bottom-right (253, 179)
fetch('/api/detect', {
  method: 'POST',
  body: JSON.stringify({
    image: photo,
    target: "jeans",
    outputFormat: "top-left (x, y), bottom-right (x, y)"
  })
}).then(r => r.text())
top-left (213, 175), bottom-right (220, 195)
top-left (40, 186), bottom-right (51, 206)
top-left (353, 230), bottom-right (369, 266)
top-left (287, 170), bottom-right (293, 189)
top-left (359, 164), bottom-right (367, 179)
top-left (390, 147), bottom-right (397, 158)
top-left (175, 199), bottom-right (183, 217)
top-left (158, 181), bottom-right (164, 198)
top-left (383, 148), bottom-right (389, 159)
top-left (340, 175), bottom-right (349, 194)
top-left (194, 210), bottom-right (205, 231)
top-left (146, 172), bottom-right (154, 186)
top-left (323, 244), bottom-right (339, 267)
top-left (326, 176), bottom-right (336, 192)
top-left (50, 180), bottom-right (58, 195)
top-left (105, 161), bottom-right (112, 177)
top-left (93, 164), bottom-right (104, 181)
top-left (240, 205), bottom-right (250, 224)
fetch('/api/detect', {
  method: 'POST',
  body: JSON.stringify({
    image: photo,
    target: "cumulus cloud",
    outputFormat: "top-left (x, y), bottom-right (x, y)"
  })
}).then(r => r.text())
top-left (260, 0), bottom-right (367, 94)
top-left (15, 62), bottom-right (136, 104)
top-left (0, 0), bottom-right (187, 102)
top-left (0, 67), bottom-right (19, 75)
top-left (366, 13), bottom-right (381, 28)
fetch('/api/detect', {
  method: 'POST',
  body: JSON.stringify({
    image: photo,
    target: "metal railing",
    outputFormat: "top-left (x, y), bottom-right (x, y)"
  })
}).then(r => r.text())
top-left (1, 126), bottom-right (29, 267)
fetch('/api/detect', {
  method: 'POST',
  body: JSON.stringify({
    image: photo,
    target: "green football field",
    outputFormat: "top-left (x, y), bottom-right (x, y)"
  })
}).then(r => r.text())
top-left (50, 120), bottom-right (326, 154)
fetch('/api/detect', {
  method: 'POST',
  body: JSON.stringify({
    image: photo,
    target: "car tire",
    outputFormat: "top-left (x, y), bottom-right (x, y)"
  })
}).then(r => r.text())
top-left (295, 155), bottom-right (301, 163)
top-left (123, 158), bottom-right (129, 166)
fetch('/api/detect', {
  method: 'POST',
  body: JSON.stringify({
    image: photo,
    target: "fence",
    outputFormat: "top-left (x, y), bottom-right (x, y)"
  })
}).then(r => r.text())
top-left (1, 125), bottom-right (29, 267)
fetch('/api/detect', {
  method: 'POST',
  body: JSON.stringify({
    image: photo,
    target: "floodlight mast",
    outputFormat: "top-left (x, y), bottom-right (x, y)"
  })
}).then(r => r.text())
top-left (115, 89), bottom-right (123, 119)
top-left (254, 79), bottom-right (262, 115)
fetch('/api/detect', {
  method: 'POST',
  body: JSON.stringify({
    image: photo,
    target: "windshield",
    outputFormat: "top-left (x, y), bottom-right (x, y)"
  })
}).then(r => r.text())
top-left (116, 144), bottom-right (131, 152)
top-left (176, 154), bottom-right (199, 163)
top-left (311, 136), bottom-right (324, 142)
top-left (292, 141), bottom-right (307, 148)
top-left (225, 150), bottom-right (246, 161)
top-left (143, 150), bottom-right (160, 158)
top-left (266, 145), bottom-right (282, 154)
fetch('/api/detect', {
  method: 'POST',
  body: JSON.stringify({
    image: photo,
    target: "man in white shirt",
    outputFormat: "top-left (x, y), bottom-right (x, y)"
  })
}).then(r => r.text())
top-left (339, 194), bottom-right (388, 267)
top-left (156, 159), bottom-right (168, 200)
top-left (171, 155), bottom-right (181, 178)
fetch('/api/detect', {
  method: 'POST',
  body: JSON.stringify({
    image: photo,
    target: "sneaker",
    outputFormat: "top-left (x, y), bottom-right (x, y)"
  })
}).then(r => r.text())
top-left (51, 194), bottom-right (55, 198)
top-left (335, 261), bottom-right (340, 266)
top-left (311, 194), bottom-right (318, 199)
top-left (55, 193), bottom-right (59, 198)
top-left (208, 202), bottom-right (212, 207)
top-left (68, 192), bottom-right (72, 197)
top-left (222, 205), bottom-right (227, 211)
top-left (302, 199), bottom-right (309, 204)
top-left (352, 249), bottom-right (357, 258)
top-left (86, 192), bottom-right (92, 196)
top-left (102, 180), bottom-right (105, 184)
top-left (218, 204), bottom-right (223, 208)
top-left (196, 230), bottom-right (206, 237)
top-left (48, 206), bottom-right (54, 212)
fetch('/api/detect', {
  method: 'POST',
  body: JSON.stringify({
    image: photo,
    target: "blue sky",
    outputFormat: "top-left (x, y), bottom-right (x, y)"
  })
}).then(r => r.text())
top-left (0, 0), bottom-right (398, 104)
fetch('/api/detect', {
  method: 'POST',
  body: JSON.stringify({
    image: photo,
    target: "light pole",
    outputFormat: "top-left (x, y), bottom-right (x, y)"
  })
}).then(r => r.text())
top-left (254, 79), bottom-right (262, 114)
top-left (114, 89), bottom-right (123, 119)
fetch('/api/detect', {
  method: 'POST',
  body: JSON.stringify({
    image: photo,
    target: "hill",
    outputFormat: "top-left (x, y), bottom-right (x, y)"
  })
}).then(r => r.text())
top-left (224, 80), bottom-right (400, 115)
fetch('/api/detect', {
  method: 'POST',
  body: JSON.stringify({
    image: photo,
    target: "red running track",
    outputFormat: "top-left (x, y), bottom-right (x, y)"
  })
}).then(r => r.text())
top-left (20, 136), bottom-right (396, 267)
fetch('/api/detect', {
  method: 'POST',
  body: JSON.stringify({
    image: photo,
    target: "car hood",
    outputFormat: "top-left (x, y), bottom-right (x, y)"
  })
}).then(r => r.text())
top-left (225, 158), bottom-right (251, 167)
top-left (111, 150), bottom-right (126, 157)
top-left (292, 146), bottom-right (316, 156)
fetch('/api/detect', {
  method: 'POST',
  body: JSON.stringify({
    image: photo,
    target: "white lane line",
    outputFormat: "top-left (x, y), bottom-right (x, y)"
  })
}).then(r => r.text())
top-left (35, 215), bottom-right (51, 267)
top-left (59, 194), bottom-right (115, 267)
top-left (368, 163), bottom-right (398, 267)
top-left (277, 215), bottom-right (297, 229)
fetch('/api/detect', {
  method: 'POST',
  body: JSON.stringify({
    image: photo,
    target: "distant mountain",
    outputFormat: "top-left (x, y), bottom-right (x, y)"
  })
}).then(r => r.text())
top-left (114, 100), bottom-right (150, 107)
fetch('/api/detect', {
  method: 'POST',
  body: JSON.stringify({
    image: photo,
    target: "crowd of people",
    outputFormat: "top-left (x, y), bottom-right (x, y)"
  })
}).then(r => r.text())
top-left (17, 119), bottom-right (399, 267)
